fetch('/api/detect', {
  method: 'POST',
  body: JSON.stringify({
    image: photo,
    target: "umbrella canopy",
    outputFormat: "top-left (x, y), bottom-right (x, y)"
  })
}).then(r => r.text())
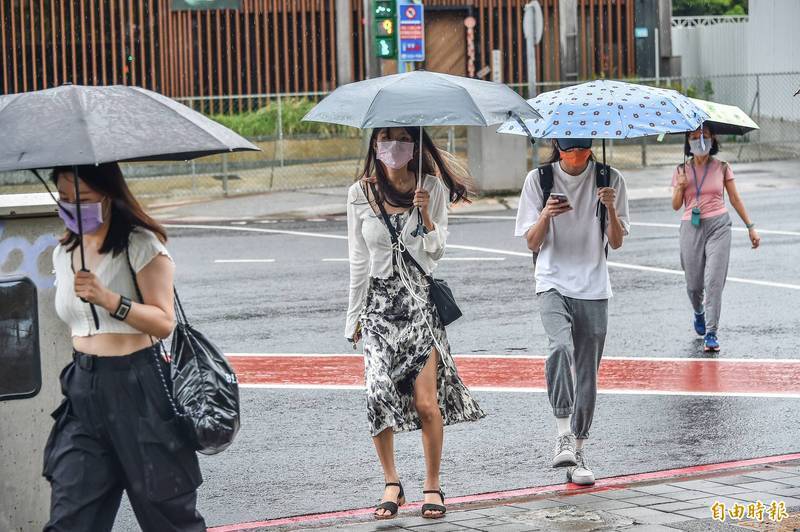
top-left (0, 84), bottom-right (259, 331)
top-left (496, 79), bottom-right (708, 140)
top-left (0, 84), bottom-right (259, 173)
top-left (688, 97), bottom-right (759, 135)
top-left (302, 70), bottom-right (541, 129)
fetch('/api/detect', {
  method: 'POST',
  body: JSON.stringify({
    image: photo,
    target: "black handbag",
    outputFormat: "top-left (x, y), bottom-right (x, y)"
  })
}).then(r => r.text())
top-left (127, 250), bottom-right (241, 455)
top-left (370, 184), bottom-right (463, 326)
top-left (169, 290), bottom-right (241, 455)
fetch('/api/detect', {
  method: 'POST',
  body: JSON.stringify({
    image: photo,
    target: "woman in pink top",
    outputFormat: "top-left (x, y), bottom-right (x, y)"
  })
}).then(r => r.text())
top-left (671, 125), bottom-right (761, 352)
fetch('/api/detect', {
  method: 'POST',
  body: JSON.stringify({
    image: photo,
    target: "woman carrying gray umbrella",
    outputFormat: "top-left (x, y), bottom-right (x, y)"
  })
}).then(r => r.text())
top-left (345, 126), bottom-right (485, 520)
top-left (672, 124), bottom-right (760, 352)
top-left (43, 163), bottom-right (204, 532)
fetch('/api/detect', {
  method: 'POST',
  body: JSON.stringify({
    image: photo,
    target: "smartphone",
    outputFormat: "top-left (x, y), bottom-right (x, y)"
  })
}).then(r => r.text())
top-left (549, 193), bottom-right (569, 204)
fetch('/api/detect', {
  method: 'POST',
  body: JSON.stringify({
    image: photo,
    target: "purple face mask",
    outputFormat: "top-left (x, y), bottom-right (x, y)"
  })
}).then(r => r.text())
top-left (376, 140), bottom-right (415, 170)
top-left (58, 201), bottom-right (104, 235)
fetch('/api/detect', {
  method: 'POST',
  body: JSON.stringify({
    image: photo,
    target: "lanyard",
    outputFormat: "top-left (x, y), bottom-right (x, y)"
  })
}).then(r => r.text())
top-left (690, 160), bottom-right (711, 204)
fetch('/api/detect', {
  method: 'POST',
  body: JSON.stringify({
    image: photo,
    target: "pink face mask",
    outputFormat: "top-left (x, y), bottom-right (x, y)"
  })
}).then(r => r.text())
top-left (376, 140), bottom-right (415, 170)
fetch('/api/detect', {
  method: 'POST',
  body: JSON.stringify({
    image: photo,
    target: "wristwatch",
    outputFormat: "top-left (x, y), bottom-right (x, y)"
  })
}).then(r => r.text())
top-left (111, 296), bottom-right (132, 321)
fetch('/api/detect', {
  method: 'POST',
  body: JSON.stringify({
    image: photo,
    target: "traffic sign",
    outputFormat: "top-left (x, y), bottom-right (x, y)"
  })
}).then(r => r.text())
top-left (398, 3), bottom-right (424, 62)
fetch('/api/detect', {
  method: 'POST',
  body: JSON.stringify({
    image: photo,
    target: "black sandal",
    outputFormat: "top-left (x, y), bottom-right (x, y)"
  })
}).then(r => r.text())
top-left (421, 489), bottom-right (446, 519)
top-left (374, 482), bottom-right (405, 520)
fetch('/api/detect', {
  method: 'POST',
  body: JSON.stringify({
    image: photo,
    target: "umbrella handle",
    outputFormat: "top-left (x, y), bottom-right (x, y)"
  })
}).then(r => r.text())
top-left (412, 125), bottom-right (426, 238)
top-left (79, 268), bottom-right (101, 331)
top-left (73, 166), bottom-right (100, 331)
top-left (509, 111), bottom-right (537, 147)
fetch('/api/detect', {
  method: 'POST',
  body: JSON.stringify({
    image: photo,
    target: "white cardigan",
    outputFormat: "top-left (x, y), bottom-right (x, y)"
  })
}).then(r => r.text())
top-left (345, 175), bottom-right (449, 339)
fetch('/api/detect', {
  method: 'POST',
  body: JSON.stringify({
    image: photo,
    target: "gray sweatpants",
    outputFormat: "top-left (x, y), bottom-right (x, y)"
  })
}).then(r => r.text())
top-left (538, 289), bottom-right (608, 440)
top-left (679, 213), bottom-right (732, 333)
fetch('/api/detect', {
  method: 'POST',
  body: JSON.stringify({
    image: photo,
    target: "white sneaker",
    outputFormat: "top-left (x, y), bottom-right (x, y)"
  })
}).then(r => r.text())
top-left (567, 450), bottom-right (595, 485)
top-left (552, 434), bottom-right (577, 468)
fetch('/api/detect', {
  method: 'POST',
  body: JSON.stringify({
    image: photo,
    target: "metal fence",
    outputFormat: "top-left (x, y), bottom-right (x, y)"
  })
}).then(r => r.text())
top-left (2, 72), bottom-right (799, 202)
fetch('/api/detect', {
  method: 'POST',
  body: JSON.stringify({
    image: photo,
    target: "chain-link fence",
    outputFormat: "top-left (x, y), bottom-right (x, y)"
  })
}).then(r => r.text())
top-left (2, 72), bottom-right (798, 201)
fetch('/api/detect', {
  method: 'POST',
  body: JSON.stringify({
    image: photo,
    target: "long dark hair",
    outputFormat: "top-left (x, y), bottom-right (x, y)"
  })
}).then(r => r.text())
top-left (359, 127), bottom-right (471, 208)
top-left (543, 140), bottom-right (597, 165)
top-left (51, 163), bottom-right (167, 256)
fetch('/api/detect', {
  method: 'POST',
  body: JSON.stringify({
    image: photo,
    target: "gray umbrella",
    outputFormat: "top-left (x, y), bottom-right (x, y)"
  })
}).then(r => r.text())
top-left (0, 84), bottom-right (258, 329)
top-left (302, 70), bottom-right (541, 128)
top-left (303, 70), bottom-right (540, 235)
top-left (0, 84), bottom-right (258, 172)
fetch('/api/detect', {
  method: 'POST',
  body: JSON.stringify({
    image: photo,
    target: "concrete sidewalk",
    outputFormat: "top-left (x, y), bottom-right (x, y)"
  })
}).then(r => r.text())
top-left (148, 159), bottom-right (800, 224)
top-left (211, 456), bottom-right (800, 532)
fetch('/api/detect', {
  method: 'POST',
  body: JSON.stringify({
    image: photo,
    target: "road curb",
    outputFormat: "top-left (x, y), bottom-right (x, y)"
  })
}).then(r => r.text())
top-left (208, 453), bottom-right (800, 531)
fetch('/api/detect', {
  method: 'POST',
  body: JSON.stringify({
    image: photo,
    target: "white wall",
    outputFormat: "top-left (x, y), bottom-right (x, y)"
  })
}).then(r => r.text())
top-left (670, 0), bottom-right (800, 123)
top-left (746, 0), bottom-right (800, 74)
top-left (672, 22), bottom-right (748, 77)
top-left (673, 0), bottom-right (800, 78)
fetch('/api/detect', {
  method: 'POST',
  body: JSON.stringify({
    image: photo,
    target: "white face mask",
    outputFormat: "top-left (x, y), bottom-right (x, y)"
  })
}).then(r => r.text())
top-left (689, 136), bottom-right (712, 156)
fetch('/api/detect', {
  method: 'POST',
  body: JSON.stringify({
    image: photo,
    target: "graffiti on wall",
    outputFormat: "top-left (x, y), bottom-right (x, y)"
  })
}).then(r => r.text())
top-left (0, 222), bottom-right (59, 289)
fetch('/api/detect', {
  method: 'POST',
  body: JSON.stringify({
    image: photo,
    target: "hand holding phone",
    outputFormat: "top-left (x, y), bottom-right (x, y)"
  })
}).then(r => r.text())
top-left (544, 193), bottom-right (572, 219)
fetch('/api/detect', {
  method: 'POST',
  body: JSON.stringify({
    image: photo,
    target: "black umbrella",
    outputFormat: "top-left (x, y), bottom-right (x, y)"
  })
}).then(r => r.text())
top-left (0, 84), bottom-right (259, 328)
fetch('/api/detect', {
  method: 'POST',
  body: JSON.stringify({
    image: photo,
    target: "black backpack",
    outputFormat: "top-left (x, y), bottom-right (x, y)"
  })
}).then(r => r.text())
top-left (538, 161), bottom-right (611, 257)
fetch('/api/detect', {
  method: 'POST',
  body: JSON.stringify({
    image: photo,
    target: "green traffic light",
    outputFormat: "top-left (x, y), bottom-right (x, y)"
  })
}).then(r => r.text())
top-left (375, 37), bottom-right (395, 58)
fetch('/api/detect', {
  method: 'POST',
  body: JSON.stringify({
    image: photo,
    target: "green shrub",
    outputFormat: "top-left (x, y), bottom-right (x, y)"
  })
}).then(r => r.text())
top-left (211, 98), bottom-right (357, 138)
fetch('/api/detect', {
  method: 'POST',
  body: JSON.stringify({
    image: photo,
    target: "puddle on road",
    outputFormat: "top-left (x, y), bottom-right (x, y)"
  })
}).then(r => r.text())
top-left (509, 505), bottom-right (635, 531)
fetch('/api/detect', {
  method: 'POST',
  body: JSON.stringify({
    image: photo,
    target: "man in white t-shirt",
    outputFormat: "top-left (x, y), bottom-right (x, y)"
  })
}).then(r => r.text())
top-left (515, 138), bottom-right (630, 486)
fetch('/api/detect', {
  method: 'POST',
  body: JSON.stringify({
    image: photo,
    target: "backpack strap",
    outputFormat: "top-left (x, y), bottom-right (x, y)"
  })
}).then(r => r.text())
top-left (595, 162), bottom-right (611, 257)
top-left (538, 164), bottom-right (554, 210)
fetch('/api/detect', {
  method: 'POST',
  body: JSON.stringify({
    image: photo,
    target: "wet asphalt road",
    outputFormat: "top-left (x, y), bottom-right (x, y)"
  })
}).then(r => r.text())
top-left (115, 186), bottom-right (800, 530)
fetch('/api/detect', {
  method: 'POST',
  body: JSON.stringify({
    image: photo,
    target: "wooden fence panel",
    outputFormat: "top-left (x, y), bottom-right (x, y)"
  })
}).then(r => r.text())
top-left (0, 0), bottom-right (634, 98)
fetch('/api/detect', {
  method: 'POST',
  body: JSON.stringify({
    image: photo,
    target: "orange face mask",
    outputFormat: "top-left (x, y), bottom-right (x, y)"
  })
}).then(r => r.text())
top-left (559, 149), bottom-right (592, 167)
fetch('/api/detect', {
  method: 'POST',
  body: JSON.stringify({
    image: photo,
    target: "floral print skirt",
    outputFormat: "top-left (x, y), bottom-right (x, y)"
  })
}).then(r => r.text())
top-left (360, 265), bottom-right (485, 437)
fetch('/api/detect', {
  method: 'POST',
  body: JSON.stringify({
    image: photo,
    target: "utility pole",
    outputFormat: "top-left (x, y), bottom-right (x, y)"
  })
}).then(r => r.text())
top-left (364, 0), bottom-right (381, 78)
top-left (335, 0), bottom-right (354, 85)
top-left (558, 0), bottom-right (579, 81)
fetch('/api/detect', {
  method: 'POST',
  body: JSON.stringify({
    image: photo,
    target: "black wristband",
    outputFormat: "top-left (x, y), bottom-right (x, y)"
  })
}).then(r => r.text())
top-left (111, 295), bottom-right (132, 321)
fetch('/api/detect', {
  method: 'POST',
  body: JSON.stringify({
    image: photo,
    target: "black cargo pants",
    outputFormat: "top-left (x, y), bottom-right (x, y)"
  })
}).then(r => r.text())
top-left (43, 346), bottom-right (205, 532)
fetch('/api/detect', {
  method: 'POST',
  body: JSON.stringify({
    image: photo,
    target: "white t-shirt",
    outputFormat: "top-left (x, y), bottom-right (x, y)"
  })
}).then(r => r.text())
top-left (54, 228), bottom-right (172, 337)
top-left (514, 161), bottom-right (630, 300)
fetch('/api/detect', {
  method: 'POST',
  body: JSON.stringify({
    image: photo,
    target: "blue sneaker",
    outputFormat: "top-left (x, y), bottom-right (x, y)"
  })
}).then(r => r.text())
top-left (693, 312), bottom-right (706, 336)
top-left (704, 332), bottom-right (720, 352)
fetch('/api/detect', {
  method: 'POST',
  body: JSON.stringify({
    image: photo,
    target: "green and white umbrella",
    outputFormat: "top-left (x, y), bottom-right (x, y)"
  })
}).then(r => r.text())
top-left (689, 97), bottom-right (759, 135)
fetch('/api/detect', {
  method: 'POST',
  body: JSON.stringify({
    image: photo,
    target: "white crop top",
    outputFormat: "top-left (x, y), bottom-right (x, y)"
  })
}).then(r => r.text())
top-left (53, 228), bottom-right (172, 337)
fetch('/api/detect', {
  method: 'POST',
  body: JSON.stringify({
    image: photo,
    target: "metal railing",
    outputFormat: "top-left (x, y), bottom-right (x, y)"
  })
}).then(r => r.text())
top-left (2, 72), bottom-right (798, 201)
top-left (671, 15), bottom-right (749, 27)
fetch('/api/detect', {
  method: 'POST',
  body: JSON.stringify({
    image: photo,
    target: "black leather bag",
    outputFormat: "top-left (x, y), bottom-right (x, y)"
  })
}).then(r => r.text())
top-left (127, 250), bottom-right (241, 455)
top-left (169, 290), bottom-right (241, 455)
top-left (426, 277), bottom-right (462, 326)
top-left (370, 184), bottom-right (463, 326)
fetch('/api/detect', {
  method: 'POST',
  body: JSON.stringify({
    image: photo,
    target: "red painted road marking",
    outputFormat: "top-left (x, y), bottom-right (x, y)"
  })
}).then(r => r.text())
top-left (228, 355), bottom-right (800, 396)
top-left (208, 452), bottom-right (800, 531)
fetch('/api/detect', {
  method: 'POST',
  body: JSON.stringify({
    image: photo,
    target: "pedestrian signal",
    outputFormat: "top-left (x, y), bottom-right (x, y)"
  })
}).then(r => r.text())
top-left (373, 0), bottom-right (396, 59)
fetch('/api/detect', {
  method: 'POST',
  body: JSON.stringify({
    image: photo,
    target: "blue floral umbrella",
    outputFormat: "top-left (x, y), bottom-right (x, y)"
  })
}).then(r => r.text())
top-left (497, 79), bottom-right (708, 141)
